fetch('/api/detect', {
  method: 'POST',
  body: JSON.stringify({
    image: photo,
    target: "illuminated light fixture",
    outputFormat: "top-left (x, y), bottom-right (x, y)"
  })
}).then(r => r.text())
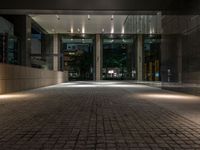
top-left (108, 70), bottom-right (114, 74)
top-left (52, 28), bottom-right (55, 32)
top-left (102, 28), bottom-right (105, 33)
top-left (70, 27), bottom-right (74, 33)
top-left (88, 15), bottom-right (91, 20)
top-left (77, 28), bottom-right (80, 32)
top-left (56, 15), bottom-right (60, 20)
top-left (121, 26), bottom-right (125, 34)
top-left (82, 27), bottom-right (85, 34)
top-left (111, 15), bottom-right (114, 21)
top-left (111, 27), bottom-right (114, 34)
top-left (111, 39), bottom-right (114, 43)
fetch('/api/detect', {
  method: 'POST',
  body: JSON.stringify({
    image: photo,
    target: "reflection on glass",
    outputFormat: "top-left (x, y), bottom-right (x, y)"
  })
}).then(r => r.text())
top-left (143, 35), bottom-right (161, 81)
top-left (61, 37), bottom-right (94, 81)
top-left (102, 35), bottom-right (136, 80)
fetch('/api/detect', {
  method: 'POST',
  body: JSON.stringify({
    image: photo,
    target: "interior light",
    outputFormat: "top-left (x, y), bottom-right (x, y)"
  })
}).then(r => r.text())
top-left (82, 27), bottom-right (85, 34)
top-left (70, 27), bottom-right (74, 33)
top-left (56, 15), bottom-right (60, 20)
top-left (88, 15), bottom-right (91, 20)
top-left (77, 28), bottom-right (80, 32)
top-left (111, 27), bottom-right (114, 34)
top-left (111, 15), bottom-right (114, 20)
top-left (108, 70), bottom-right (114, 74)
top-left (102, 28), bottom-right (105, 33)
top-left (121, 26), bottom-right (125, 34)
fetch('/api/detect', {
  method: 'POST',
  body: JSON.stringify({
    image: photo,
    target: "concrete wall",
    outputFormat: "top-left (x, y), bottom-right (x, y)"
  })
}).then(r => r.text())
top-left (160, 15), bottom-right (200, 95)
top-left (161, 15), bottom-right (200, 84)
top-left (0, 63), bottom-right (67, 94)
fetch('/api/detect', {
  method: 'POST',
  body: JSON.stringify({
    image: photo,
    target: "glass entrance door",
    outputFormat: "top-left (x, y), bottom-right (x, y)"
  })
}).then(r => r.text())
top-left (61, 36), bottom-right (94, 81)
top-left (102, 35), bottom-right (136, 80)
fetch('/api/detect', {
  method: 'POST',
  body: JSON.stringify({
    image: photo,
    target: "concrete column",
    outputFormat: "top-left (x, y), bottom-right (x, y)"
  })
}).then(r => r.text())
top-left (177, 35), bottom-right (182, 83)
top-left (53, 34), bottom-right (59, 71)
top-left (137, 35), bottom-right (143, 81)
top-left (96, 34), bottom-right (101, 81)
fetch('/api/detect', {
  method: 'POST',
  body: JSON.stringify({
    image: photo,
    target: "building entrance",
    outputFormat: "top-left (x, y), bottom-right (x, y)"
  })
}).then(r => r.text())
top-left (102, 35), bottom-right (136, 80)
top-left (61, 35), bottom-right (95, 81)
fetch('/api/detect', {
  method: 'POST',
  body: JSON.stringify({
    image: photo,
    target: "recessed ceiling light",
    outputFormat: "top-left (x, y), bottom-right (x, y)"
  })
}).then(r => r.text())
top-left (121, 26), bottom-right (125, 34)
top-left (56, 15), bottom-right (60, 20)
top-left (111, 27), bottom-right (114, 34)
top-left (71, 28), bottom-right (74, 33)
top-left (82, 27), bottom-right (85, 34)
top-left (111, 15), bottom-right (114, 21)
top-left (88, 15), bottom-right (91, 20)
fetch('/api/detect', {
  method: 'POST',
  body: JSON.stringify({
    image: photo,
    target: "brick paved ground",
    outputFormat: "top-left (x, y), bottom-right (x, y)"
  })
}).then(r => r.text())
top-left (0, 81), bottom-right (200, 150)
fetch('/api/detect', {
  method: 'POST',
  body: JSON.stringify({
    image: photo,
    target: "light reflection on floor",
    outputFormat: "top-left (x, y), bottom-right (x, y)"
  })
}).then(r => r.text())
top-left (135, 93), bottom-right (200, 101)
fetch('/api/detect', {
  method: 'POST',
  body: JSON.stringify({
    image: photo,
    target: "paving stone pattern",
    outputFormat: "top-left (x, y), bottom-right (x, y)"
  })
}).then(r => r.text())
top-left (0, 83), bottom-right (200, 150)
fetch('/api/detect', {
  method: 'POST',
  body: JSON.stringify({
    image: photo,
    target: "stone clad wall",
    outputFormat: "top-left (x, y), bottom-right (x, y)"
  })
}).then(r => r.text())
top-left (161, 15), bottom-right (200, 84)
top-left (0, 64), bottom-right (67, 94)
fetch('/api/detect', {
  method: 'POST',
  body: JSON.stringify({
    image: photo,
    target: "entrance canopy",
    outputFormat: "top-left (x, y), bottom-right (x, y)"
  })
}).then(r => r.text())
top-left (0, 0), bottom-right (199, 15)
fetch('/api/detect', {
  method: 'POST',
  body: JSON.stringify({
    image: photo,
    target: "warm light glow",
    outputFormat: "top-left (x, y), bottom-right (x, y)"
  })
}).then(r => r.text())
top-left (121, 26), bottom-right (125, 34)
top-left (70, 27), bottom-right (74, 33)
top-left (82, 26), bottom-right (85, 34)
top-left (136, 93), bottom-right (199, 100)
top-left (111, 27), bottom-right (114, 34)
top-left (0, 93), bottom-right (36, 101)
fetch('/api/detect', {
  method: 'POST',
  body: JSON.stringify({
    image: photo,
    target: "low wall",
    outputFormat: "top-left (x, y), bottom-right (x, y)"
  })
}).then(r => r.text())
top-left (0, 64), bottom-right (67, 94)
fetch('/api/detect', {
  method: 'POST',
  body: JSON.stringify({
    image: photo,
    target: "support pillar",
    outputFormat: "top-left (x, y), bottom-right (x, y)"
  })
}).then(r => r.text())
top-left (53, 34), bottom-right (59, 71)
top-left (96, 34), bottom-right (101, 81)
top-left (177, 35), bottom-right (182, 83)
top-left (137, 35), bottom-right (143, 81)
